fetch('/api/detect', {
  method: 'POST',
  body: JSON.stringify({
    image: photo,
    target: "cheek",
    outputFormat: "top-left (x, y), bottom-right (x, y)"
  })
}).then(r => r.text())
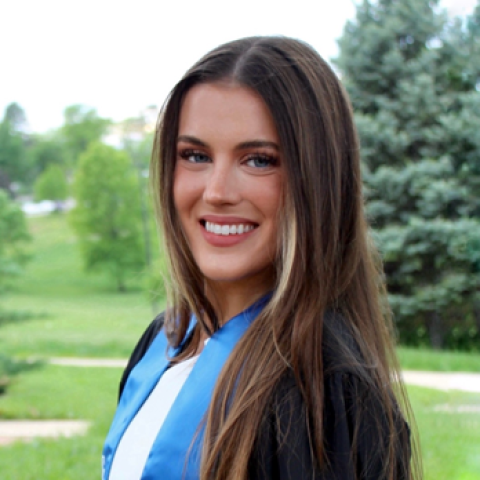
top-left (173, 168), bottom-right (197, 214)
top-left (251, 176), bottom-right (283, 220)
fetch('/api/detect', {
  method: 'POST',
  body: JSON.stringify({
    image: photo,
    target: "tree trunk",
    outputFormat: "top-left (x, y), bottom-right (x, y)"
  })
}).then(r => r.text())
top-left (474, 303), bottom-right (480, 336)
top-left (0, 170), bottom-right (13, 197)
top-left (117, 275), bottom-right (126, 293)
top-left (427, 311), bottom-right (444, 349)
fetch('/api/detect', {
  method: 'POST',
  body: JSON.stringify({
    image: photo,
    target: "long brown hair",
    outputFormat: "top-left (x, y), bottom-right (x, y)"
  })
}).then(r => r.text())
top-left (151, 36), bottom-right (418, 479)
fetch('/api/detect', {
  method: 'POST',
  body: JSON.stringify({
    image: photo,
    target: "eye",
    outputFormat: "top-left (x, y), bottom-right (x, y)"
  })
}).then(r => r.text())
top-left (178, 149), bottom-right (211, 163)
top-left (245, 154), bottom-right (278, 168)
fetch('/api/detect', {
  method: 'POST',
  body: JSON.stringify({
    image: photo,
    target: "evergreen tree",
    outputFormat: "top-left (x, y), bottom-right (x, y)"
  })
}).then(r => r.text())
top-left (0, 103), bottom-right (30, 193)
top-left (0, 190), bottom-right (30, 294)
top-left (70, 143), bottom-right (145, 292)
top-left (336, 0), bottom-right (480, 348)
top-left (0, 190), bottom-right (33, 394)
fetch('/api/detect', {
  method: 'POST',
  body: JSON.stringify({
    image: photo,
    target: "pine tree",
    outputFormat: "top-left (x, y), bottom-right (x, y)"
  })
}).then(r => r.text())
top-left (0, 190), bottom-right (30, 293)
top-left (336, 0), bottom-right (480, 348)
top-left (0, 191), bottom-right (33, 394)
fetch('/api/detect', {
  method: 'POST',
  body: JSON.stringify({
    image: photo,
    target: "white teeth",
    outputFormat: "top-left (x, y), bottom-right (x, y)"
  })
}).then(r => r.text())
top-left (204, 222), bottom-right (255, 236)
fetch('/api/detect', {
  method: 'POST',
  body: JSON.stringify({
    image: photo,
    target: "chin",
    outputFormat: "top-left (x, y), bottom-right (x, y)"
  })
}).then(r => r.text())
top-left (199, 263), bottom-right (275, 289)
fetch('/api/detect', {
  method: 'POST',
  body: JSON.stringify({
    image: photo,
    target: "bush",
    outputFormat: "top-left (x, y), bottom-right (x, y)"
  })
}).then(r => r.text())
top-left (0, 355), bottom-right (42, 395)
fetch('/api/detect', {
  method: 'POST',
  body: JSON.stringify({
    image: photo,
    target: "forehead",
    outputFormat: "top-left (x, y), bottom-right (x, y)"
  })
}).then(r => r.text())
top-left (178, 82), bottom-right (279, 144)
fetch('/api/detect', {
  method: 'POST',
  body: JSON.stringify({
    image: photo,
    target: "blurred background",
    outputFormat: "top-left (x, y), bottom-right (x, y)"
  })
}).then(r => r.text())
top-left (0, 0), bottom-right (479, 478)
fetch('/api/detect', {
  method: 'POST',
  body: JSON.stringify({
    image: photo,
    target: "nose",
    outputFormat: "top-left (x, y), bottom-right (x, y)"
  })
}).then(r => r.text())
top-left (203, 159), bottom-right (241, 206)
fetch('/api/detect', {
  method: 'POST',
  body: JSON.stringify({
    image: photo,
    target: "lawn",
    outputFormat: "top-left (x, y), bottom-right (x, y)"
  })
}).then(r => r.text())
top-left (0, 214), bottom-right (161, 359)
top-left (398, 346), bottom-right (480, 373)
top-left (0, 365), bottom-right (119, 480)
top-left (408, 386), bottom-right (480, 479)
top-left (0, 365), bottom-right (479, 480)
top-left (0, 213), bottom-right (479, 479)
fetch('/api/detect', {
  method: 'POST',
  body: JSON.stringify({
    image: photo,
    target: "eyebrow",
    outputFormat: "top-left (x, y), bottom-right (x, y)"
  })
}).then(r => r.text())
top-left (177, 135), bottom-right (280, 152)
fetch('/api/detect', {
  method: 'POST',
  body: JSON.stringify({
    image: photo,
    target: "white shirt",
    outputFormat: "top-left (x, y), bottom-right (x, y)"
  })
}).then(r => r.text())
top-left (109, 353), bottom-right (200, 480)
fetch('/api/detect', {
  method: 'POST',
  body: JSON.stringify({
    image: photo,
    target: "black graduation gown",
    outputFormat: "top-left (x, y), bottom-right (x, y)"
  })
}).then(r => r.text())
top-left (118, 313), bottom-right (411, 480)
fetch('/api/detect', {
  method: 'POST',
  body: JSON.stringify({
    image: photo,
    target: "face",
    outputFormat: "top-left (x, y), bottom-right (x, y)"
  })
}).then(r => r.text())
top-left (174, 82), bottom-right (283, 295)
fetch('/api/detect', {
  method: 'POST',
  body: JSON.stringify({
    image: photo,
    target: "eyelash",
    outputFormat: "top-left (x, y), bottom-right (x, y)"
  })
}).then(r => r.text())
top-left (245, 153), bottom-right (278, 168)
top-left (178, 149), bottom-right (210, 163)
top-left (178, 149), bottom-right (279, 168)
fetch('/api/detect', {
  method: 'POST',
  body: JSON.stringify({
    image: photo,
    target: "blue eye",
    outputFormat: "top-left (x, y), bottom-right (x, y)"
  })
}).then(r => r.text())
top-left (179, 150), bottom-right (210, 163)
top-left (245, 154), bottom-right (278, 168)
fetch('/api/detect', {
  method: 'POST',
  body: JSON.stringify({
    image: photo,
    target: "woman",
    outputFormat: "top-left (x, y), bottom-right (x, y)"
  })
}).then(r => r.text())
top-left (103, 36), bottom-right (417, 480)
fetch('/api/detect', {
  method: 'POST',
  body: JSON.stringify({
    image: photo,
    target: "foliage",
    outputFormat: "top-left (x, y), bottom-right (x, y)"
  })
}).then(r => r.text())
top-left (0, 190), bottom-right (30, 293)
top-left (122, 129), bottom-right (154, 172)
top-left (70, 142), bottom-right (145, 292)
top-left (61, 105), bottom-right (110, 166)
top-left (0, 190), bottom-right (32, 394)
top-left (0, 355), bottom-right (41, 395)
top-left (27, 133), bottom-right (68, 183)
top-left (144, 254), bottom-right (169, 307)
top-left (337, 0), bottom-right (480, 349)
top-left (0, 103), bottom-right (30, 192)
top-left (33, 164), bottom-right (69, 206)
top-left (1, 214), bottom-right (153, 358)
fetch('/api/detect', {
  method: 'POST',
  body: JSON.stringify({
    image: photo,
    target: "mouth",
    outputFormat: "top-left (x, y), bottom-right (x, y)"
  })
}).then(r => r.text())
top-left (200, 219), bottom-right (259, 236)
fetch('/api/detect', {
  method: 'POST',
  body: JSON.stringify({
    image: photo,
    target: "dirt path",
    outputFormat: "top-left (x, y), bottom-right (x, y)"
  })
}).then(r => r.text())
top-left (48, 357), bottom-right (480, 393)
top-left (0, 420), bottom-right (90, 446)
top-left (401, 371), bottom-right (480, 393)
top-left (1, 358), bottom-right (478, 447)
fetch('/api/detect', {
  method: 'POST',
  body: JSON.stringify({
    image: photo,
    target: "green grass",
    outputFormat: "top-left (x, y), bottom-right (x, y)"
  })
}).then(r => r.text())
top-left (408, 386), bottom-right (480, 479)
top-left (398, 346), bottom-right (480, 373)
top-left (0, 365), bottom-right (119, 420)
top-left (3, 214), bottom-right (480, 372)
top-left (0, 365), bottom-right (120, 480)
top-left (1, 365), bottom-right (480, 480)
top-left (1, 214), bottom-right (162, 358)
top-left (1, 213), bottom-right (480, 479)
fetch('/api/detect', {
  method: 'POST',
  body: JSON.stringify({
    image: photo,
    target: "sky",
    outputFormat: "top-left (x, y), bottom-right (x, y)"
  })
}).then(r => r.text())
top-left (0, 0), bottom-right (477, 133)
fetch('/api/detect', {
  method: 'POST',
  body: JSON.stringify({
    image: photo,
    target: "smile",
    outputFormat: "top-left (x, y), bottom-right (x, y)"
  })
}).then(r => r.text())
top-left (204, 221), bottom-right (257, 236)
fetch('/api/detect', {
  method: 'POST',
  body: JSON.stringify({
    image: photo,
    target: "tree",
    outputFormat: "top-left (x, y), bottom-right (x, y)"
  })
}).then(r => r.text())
top-left (61, 105), bottom-right (110, 166)
top-left (0, 190), bottom-right (30, 293)
top-left (122, 131), bottom-right (155, 266)
top-left (0, 190), bottom-right (34, 394)
top-left (0, 103), bottom-right (30, 193)
top-left (116, 111), bottom-right (158, 306)
top-left (28, 133), bottom-right (67, 182)
top-left (34, 164), bottom-right (69, 209)
top-left (70, 142), bottom-right (145, 291)
top-left (336, 0), bottom-right (480, 348)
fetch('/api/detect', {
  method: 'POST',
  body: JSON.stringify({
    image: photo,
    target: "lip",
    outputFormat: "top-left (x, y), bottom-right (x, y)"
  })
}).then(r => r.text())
top-left (199, 216), bottom-right (258, 247)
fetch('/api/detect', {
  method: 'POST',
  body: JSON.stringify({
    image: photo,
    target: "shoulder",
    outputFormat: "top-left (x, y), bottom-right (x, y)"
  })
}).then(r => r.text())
top-left (321, 309), bottom-right (363, 372)
top-left (321, 312), bottom-right (411, 478)
top-left (249, 312), bottom-right (411, 479)
top-left (118, 312), bottom-right (165, 400)
top-left (251, 373), bottom-right (410, 480)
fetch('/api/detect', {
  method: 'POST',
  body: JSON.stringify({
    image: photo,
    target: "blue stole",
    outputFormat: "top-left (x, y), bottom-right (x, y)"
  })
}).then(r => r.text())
top-left (102, 295), bottom-right (270, 480)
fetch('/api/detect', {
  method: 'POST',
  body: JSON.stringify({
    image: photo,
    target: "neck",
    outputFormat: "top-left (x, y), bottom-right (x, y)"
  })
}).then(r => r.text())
top-left (205, 270), bottom-right (274, 326)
